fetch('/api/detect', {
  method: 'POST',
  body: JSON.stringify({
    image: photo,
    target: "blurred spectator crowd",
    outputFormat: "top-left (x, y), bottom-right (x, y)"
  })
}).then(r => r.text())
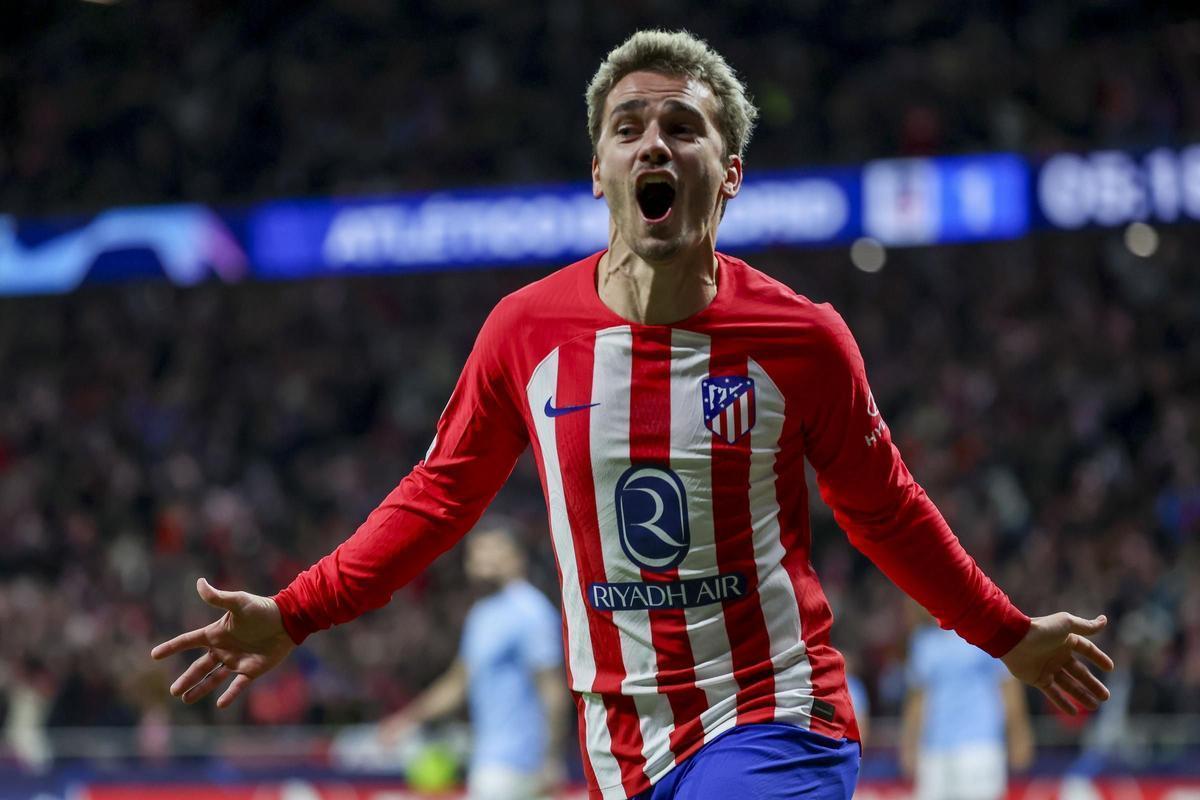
top-left (0, 225), bottom-right (1196, 764)
top-left (0, 0), bottom-right (1199, 774)
top-left (2, 1), bottom-right (1199, 216)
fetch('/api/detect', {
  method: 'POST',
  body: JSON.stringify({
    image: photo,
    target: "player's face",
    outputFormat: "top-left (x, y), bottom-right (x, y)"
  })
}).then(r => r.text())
top-left (592, 71), bottom-right (742, 264)
top-left (465, 530), bottom-right (522, 590)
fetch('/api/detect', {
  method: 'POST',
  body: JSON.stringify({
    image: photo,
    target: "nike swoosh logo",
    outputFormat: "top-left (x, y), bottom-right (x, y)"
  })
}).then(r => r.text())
top-left (544, 397), bottom-right (600, 417)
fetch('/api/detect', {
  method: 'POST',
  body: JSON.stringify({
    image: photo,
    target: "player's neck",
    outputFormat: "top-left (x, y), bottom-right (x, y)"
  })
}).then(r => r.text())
top-left (597, 241), bottom-right (718, 326)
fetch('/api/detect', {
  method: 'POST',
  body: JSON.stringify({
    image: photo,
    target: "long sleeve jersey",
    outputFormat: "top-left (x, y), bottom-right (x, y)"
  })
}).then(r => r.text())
top-left (274, 251), bottom-right (1031, 799)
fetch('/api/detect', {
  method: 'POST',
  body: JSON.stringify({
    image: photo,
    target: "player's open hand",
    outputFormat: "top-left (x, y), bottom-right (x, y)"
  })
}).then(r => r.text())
top-left (1000, 612), bottom-right (1113, 715)
top-left (150, 578), bottom-right (296, 708)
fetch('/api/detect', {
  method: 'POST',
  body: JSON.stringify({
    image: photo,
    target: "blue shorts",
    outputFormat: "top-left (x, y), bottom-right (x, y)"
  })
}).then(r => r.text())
top-left (634, 723), bottom-right (860, 800)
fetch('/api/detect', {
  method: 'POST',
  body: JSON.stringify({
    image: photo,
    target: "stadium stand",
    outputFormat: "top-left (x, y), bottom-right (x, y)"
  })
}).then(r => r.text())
top-left (0, 0), bottom-right (1197, 791)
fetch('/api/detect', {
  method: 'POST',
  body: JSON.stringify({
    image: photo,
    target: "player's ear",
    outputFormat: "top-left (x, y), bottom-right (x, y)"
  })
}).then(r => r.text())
top-left (720, 154), bottom-right (743, 200)
top-left (592, 155), bottom-right (604, 199)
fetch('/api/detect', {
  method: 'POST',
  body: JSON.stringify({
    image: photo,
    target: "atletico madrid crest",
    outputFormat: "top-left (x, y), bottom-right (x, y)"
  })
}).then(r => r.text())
top-left (702, 375), bottom-right (756, 444)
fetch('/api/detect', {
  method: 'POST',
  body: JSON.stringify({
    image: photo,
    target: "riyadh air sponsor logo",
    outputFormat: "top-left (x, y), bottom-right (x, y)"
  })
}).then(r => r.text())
top-left (867, 390), bottom-right (880, 417)
top-left (589, 572), bottom-right (748, 612)
top-left (864, 388), bottom-right (887, 447)
top-left (614, 465), bottom-right (690, 572)
top-left (603, 466), bottom-right (747, 611)
top-left (543, 396), bottom-right (600, 417)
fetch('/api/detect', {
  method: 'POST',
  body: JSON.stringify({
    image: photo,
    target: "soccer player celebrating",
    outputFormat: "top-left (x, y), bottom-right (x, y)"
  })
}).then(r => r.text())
top-left (152, 30), bottom-right (1115, 799)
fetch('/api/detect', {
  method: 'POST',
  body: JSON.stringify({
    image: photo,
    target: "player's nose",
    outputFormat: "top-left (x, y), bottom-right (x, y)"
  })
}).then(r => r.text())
top-left (637, 124), bottom-right (670, 166)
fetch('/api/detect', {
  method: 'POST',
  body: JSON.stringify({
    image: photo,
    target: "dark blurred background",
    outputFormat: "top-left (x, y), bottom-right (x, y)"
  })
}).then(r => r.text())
top-left (0, 1), bottom-right (1198, 796)
top-left (3, 1), bottom-right (1197, 214)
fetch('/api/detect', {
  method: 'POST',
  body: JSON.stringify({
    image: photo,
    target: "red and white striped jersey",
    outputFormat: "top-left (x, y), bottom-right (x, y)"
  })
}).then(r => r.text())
top-left (275, 251), bottom-right (1030, 799)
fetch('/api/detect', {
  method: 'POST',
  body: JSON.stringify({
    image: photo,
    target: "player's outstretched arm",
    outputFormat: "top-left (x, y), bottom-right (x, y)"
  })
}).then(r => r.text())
top-left (1000, 612), bottom-right (1113, 715)
top-left (150, 577), bottom-right (296, 708)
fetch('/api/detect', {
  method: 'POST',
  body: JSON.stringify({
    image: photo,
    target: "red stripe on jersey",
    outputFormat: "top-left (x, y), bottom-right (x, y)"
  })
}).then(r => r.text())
top-left (629, 327), bottom-right (710, 760)
top-left (708, 345), bottom-right (777, 722)
top-left (773, 388), bottom-right (859, 739)
top-left (629, 327), bottom-right (672, 462)
top-left (555, 334), bottom-right (649, 794)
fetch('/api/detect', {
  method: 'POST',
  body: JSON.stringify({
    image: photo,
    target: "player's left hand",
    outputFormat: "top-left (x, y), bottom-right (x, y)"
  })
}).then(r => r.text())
top-left (1000, 612), bottom-right (1113, 715)
top-left (150, 578), bottom-right (296, 708)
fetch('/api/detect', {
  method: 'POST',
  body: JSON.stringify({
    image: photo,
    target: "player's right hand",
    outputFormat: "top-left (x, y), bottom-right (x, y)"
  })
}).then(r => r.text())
top-left (150, 577), bottom-right (296, 708)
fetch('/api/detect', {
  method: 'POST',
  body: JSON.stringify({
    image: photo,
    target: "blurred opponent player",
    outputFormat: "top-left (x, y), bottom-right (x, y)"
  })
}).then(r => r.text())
top-left (378, 519), bottom-right (569, 800)
top-left (900, 608), bottom-right (1034, 800)
top-left (153, 29), bottom-right (1115, 799)
top-left (842, 653), bottom-right (870, 744)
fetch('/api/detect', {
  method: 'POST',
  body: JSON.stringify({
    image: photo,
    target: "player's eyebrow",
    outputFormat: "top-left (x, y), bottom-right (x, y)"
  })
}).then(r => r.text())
top-left (609, 99), bottom-right (648, 118)
top-left (609, 98), bottom-right (707, 121)
top-left (662, 99), bottom-right (705, 119)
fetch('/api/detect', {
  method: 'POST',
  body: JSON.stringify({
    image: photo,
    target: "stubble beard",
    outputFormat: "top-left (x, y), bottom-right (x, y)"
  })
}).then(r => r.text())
top-left (632, 235), bottom-right (684, 264)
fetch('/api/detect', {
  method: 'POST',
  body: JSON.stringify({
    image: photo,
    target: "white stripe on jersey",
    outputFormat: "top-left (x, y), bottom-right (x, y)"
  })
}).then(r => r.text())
top-left (746, 357), bottom-right (815, 724)
top-left (589, 327), bottom-right (678, 775)
top-left (668, 329), bottom-right (737, 744)
top-left (526, 347), bottom-right (624, 793)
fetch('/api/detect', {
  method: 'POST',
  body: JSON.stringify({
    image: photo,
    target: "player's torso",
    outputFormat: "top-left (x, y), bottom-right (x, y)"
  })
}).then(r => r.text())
top-left (915, 630), bottom-right (1007, 748)
top-left (461, 593), bottom-right (524, 676)
top-left (496, 257), bottom-right (857, 791)
top-left (526, 323), bottom-right (789, 592)
top-left (525, 320), bottom-right (821, 691)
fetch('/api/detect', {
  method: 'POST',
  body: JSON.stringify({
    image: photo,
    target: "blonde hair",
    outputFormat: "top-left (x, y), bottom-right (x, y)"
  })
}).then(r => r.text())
top-left (586, 30), bottom-right (758, 159)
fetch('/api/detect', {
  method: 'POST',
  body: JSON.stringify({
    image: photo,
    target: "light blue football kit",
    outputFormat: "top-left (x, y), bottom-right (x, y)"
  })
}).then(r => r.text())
top-left (909, 625), bottom-right (1011, 800)
top-left (461, 579), bottom-right (563, 775)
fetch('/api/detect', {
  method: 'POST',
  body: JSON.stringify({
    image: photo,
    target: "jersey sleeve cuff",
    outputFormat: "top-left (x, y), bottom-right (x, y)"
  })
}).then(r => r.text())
top-left (272, 587), bottom-right (317, 646)
top-left (976, 606), bottom-right (1031, 658)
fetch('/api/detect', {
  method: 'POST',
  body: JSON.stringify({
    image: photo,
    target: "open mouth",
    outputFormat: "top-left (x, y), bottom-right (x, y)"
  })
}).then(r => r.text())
top-left (636, 179), bottom-right (676, 223)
